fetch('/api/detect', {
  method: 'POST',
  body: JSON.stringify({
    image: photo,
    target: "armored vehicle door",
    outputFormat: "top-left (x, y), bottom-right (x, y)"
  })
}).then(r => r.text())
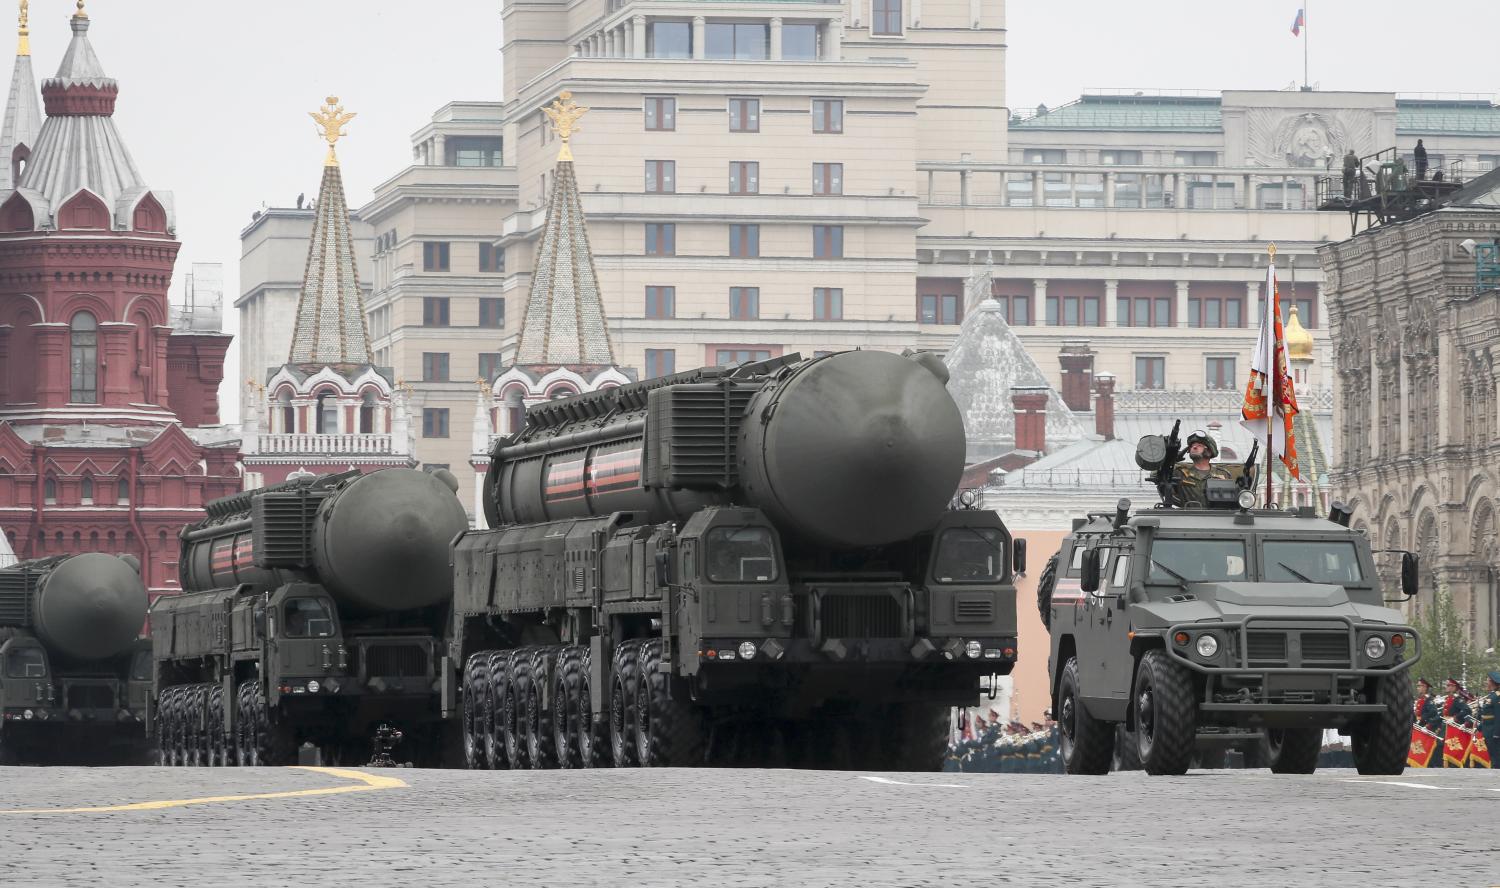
top-left (1079, 546), bottom-right (1134, 721)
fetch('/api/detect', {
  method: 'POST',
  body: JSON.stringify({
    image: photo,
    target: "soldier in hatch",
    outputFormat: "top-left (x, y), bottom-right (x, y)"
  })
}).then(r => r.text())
top-left (1173, 431), bottom-right (1235, 508)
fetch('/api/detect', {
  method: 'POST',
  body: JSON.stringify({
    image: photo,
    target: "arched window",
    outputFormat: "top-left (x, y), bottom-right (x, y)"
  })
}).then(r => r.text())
top-left (43, 476), bottom-right (57, 504)
top-left (80, 475), bottom-right (93, 504)
top-left (502, 389), bottom-right (526, 436)
top-left (70, 312), bottom-right (98, 403)
top-left (315, 392), bottom-right (338, 435)
top-left (117, 476), bottom-right (129, 503)
top-left (359, 391), bottom-right (376, 434)
top-left (278, 390), bottom-right (295, 433)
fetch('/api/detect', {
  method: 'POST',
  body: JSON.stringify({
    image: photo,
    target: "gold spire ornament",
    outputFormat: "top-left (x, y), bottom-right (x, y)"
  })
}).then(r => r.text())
top-left (72, 0), bottom-right (85, 20)
top-left (542, 90), bottom-right (588, 162)
top-left (17, 0), bottom-right (27, 55)
top-left (309, 96), bottom-right (356, 166)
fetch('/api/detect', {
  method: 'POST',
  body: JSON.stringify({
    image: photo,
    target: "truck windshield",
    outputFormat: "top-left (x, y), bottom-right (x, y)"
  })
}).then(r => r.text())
top-left (283, 598), bottom-right (336, 638)
top-left (705, 527), bottom-right (778, 582)
top-left (1262, 540), bottom-right (1364, 584)
top-left (5, 646), bottom-right (45, 678)
top-left (130, 650), bottom-right (152, 682)
top-left (934, 527), bottom-right (1005, 583)
top-left (1147, 539), bottom-right (1247, 584)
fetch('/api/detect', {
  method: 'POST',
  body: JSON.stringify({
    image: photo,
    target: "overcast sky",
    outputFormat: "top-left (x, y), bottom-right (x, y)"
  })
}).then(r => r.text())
top-left (10, 1), bottom-right (1497, 424)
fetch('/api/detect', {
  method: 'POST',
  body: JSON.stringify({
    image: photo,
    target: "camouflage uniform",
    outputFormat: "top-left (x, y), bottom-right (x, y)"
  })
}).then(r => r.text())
top-left (1173, 463), bottom-right (1236, 508)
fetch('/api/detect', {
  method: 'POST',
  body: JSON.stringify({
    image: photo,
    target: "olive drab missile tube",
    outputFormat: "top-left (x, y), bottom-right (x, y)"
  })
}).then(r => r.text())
top-left (0, 553), bottom-right (153, 764)
top-left (452, 350), bottom-right (1022, 770)
top-left (150, 468), bottom-right (469, 767)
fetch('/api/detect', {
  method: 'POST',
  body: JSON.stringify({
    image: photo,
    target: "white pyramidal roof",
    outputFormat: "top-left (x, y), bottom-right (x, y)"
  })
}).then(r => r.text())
top-left (0, 32), bottom-right (41, 191)
top-left (944, 298), bottom-right (1086, 457)
top-left (288, 162), bottom-right (371, 365)
top-left (515, 159), bottom-right (615, 366)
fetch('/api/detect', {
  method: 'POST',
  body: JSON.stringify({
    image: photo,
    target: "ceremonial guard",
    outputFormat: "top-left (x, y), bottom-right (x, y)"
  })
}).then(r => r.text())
top-left (1442, 678), bottom-right (1472, 724)
top-left (1477, 672), bottom-right (1499, 756)
top-left (1415, 678), bottom-right (1442, 735)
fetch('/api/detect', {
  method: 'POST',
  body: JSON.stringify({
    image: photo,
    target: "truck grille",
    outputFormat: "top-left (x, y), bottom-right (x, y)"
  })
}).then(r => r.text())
top-left (1246, 632), bottom-right (1287, 664)
top-left (66, 684), bottom-right (115, 710)
top-left (953, 595), bottom-right (994, 623)
top-left (365, 644), bottom-right (429, 678)
top-left (1300, 631), bottom-right (1351, 665)
top-left (821, 594), bottom-right (904, 639)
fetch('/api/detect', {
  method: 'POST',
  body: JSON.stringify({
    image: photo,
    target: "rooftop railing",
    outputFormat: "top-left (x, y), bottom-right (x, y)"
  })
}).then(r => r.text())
top-left (256, 433), bottom-right (395, 455)
top-left (917, 161), bottom-right (1325, 211)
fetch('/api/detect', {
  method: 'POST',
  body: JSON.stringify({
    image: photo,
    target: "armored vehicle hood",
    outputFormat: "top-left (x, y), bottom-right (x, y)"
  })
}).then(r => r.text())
top-left (1132, 582), bottom-right (1405, 627)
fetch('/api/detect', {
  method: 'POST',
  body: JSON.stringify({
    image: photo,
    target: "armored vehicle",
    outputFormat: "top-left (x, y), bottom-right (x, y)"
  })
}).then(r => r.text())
top-left (450, 350), bottom-right (1021, 770)
top-left (0, 553), bottom-right (151, 764)
top-left (151, 468), bottom-right (468, 766)
top-left (1041, 431), bottom-right (1420, 776)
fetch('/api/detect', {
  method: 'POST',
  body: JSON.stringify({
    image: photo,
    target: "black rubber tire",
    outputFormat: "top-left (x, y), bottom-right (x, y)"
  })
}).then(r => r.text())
top-left (155, 688), bottom-right (172, 766)
top-left (1058, 657), bottom-right (1113, 775)
top-left (1112, 725), bottom-right (1142, 771)
top-left (1037, 553), bottom-right (1059, 630)
top-left (635, 639), bottom-right (705, 767)
top-left (578, 645), bottom-right (609, 768)
top-left (499, 650), bottom-right (527, 769)
top-left (188, 686), bottom-right (205, 767)
top-left (252, 685), bottom-right (295, 766)
top-left (1134, 650), bottom-right (1197, 776)
top-left (236, 683), bottom-right (256, 767)
top-left (525, 647), bottom-right (560, 769)
top-left (610, 640), bottom-right (642, 767)
top-left (207, 686), bottom-right (227, 767)
top-left (884, 702), bottom-right (950, 772)
top-left (483, 651), bottom-right (510, 770)
top-left (461, 652), bottom-right (488, 770)
top-left (1351, 673), bottom-right (1413, 775)
top-left (1261, 727), bottom-right (1322, 774)
top-left (553, 646), bottom-right (585, 769)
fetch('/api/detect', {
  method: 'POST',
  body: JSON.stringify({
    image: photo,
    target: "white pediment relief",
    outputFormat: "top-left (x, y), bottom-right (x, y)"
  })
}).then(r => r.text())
top-left (1243, 109), bottom-right (1375, 168)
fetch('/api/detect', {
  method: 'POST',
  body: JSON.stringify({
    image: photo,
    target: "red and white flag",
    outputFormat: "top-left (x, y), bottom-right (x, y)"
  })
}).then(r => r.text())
top-left (1241, 258), bottom-right (1301, 478)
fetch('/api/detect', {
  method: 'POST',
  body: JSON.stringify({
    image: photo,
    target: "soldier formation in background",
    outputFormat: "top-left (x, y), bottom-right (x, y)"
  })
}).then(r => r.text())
top-left (944, 712), bottom-right (1061, 773)
top-left (1407, 674), bottom-right (1494, 768)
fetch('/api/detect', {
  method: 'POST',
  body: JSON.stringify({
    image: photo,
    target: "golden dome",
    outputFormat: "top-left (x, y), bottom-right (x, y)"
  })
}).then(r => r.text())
top-left (1284, 303), bottom-right (1314, 362)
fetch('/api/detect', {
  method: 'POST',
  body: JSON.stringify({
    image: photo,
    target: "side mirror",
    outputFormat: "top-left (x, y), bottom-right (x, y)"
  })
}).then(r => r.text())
top-left (1012, 538), bottom-right (1027, 577)
top-left (1080, 548), bottom-right (1102, 593)
top-left (655, 549), bottom-right (674, 587)
top-left (1401, 552), bottom-right (1418, 599)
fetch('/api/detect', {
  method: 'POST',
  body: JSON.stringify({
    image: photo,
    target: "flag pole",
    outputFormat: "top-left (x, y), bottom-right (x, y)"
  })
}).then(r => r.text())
top-left (1303, 3), bottom-right (1310, 89)
top-left (1266, 244), bottom-right (1276, 508)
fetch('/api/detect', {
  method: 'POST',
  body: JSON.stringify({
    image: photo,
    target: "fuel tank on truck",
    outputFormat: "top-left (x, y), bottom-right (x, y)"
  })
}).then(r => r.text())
top-left (484, 349), bottom-right (966, 548)
top-left (0, 553), bottom-right (148, 661)
top-left (179, 468), bottom-right (469, 613)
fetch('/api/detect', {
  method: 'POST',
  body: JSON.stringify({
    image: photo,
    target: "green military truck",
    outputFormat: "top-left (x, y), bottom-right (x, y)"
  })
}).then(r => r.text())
top-left (1041, 433), bottom-right (1420, 776)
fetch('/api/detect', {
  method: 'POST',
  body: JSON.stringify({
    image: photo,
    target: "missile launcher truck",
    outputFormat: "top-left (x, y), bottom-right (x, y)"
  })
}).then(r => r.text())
top-left (1041, 427), bottom-right (1421, 776)
top-left (0, 553), bottom-right (151, 764)
top-left (150, 468), bottom-right (468, 766)
top-left (450, 350), bottom-right (1023, 771)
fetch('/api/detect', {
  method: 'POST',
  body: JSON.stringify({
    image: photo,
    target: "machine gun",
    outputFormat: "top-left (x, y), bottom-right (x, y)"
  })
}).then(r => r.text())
top-left (1136, 420), bottom-right (1185, 507)
top-left (1237, 440), bottom-right (1260, 493)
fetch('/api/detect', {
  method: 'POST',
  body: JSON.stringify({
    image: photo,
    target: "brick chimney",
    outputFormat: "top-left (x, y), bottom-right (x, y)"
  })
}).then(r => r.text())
top-left (1093, 372), bottom-right (1116, 441)
top-left (1058, 340), bottom-right (1095, 412)
top-left (1012, 385), bottom-right (1050, 453)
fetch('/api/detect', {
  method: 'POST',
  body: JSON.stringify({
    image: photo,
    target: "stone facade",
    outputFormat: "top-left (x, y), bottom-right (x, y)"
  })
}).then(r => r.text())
top-left (1320, 197), bottom-right (1500, 646)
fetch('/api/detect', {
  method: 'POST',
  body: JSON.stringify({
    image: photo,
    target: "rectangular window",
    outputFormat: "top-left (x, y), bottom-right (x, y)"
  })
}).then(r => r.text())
top-left (1047, 293), bottom-right (1103, 326)
top-left (478, 242), bottom-right (504, 273)
top-left (715, 348), bottom-right (772, 366)
top-left (644, 349), bottom-right (676, 379)
top-left (813, 225), bottom-right (844, 259)
top-left (1257, 285), bottom-right (1318, 328)
top-left (1174, 150), bottom-right (1218, 166)
top-left (422, 352), bottom-right (450, 383)
top-left (872, 0), bottom-right (903, 35)
top-left (1188, 295), bottom-right (1244, 329)
top-left (478, 353), bottom-right (504, 381)
top-left (645, 223), bottom-right (676, 256)
top-left (645, 160), bottom-right (676, 193)
top-left (730, 224), bottom-right (760, 258)
top-left (728, 98), bottom-right (760, 133)
top-left (729, 161), bottom-right (759, 195)
top-left (450, 137), bottom-right (502, 167)
top-left (992, 293), bottom-right (1032, 326)
top-left (478, 297), bottom-right (505, 328)
top-left (730, 287), bottom-right (760, 320)
top-left (422, 297), bottom-right (450, 327)
top-left (422, 241), bottom-right (450, 272)
top-left (645, 286), bottom-right (676, 319)
top-left (919, 294), bottom-right (961, 325)
top-left (782, 23), bottom-right (818, 60)
top-left (1135, 356), bottom-right (1165, 390)
top-left (813, 287), bottom-right (843, 320)
top-left (647, 21), bottom-right (692, 58)
top-left (644, 96), bottom-right (676, 131)
top-left (812, 162), bottom-right (843, 195)
top-left (1119, 295), bottom-right (1174, 328)
top-left (706, 22), bottom-right (769, 59)
top-left (422, 408), bottom-right (450, 438)
top-left (1206, 356), bottom-right (1237, 391)
top-left (812, 98), bottom-right (844, 134)
top-left (1100, 150), bottom-right (1143, 165)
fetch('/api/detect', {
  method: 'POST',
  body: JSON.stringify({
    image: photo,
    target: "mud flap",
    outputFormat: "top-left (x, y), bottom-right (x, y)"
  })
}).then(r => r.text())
top-left (589, 636), bottom-right (605, 716)
top-left (439, 655), bottom-right (455, 718)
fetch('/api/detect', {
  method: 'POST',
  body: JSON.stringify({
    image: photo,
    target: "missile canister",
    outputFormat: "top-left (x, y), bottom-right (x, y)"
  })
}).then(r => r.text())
top-left (0, 553), bottom-right (147, 660)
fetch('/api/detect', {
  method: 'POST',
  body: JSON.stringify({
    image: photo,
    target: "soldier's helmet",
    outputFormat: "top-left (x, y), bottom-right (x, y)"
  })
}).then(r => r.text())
top-left (1186, 430), bottom-right (1219, 459)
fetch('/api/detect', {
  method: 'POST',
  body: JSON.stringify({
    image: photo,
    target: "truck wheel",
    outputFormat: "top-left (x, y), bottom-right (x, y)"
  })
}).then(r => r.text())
top-left (188, 686), bottom-right (205, 767)
top-left (1134, 649), bottom-right (1196, 775)
top-left (156, 688), bottom-right (175, 766)
top-left (236, 683), bottom-right (256, 767)
top-left (515, 647), bottom-right (555, 770)
top-left (553, 646), bottom-right (585, 768)
top-left (461, 653), bottom-right (487, 770)
top-left (635, 639), bottom-right (705, 767)
top-left (252, 685), bottom-right (295, 766)
top-left (498, 650), bottom-right (527, 769)
top-left (1351, 673), bottom-right (1413, 775)
top-left (1112, 725), bottom-right (1142, 771)
top-left (1037, 553), bottom-right (1059, 630)
top-left (610, 640), bottom-right (642, 767)
top-left (484, 651), bottom-right (510, 770)
top-left (1058, 657), bottom-right (1112, 775)
top-left (883, 702), bottom-right (950, 772)
top-left (576, 645), bottom-right (609, 768)
top-left (1258, 728), bottom-right (1321, 774)
top-left (207, 686), bottom-right (227, 767)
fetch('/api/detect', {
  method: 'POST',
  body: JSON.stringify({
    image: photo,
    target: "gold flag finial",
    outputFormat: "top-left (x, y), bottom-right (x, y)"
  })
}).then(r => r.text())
top-left (72, 0), bottom-right (85, 20)
top-left (1267, 243), bottom-right (1278, 260)
top-left (17, 0), bottom-right (27, 55)
top-left (309, 96), bottom-right (356, 166)
top-left (542, 90), bottom-right (588, 162)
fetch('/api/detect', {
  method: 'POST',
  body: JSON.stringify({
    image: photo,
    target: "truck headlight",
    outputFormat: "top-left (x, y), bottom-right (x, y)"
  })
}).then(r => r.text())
top-left (307, 680), bottom-right (321, 694)
top-left (1195, 635), bottom-right (1219, 658)
top-left (737, 641), bottom-right (757, 661)
top-left (965, 640), bottom-right (982, 659)
top-left (1363, 636), bottom-right (1387, 660)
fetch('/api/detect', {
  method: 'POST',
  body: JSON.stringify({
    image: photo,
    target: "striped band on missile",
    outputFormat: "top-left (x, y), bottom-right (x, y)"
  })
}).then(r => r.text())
top-left (544, 444), bottom-right (644, 503)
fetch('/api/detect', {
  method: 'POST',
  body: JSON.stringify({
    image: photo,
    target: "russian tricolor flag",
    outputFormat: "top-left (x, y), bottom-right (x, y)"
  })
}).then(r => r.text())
top-left (1291, 8), bottom-right (1304, 35)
